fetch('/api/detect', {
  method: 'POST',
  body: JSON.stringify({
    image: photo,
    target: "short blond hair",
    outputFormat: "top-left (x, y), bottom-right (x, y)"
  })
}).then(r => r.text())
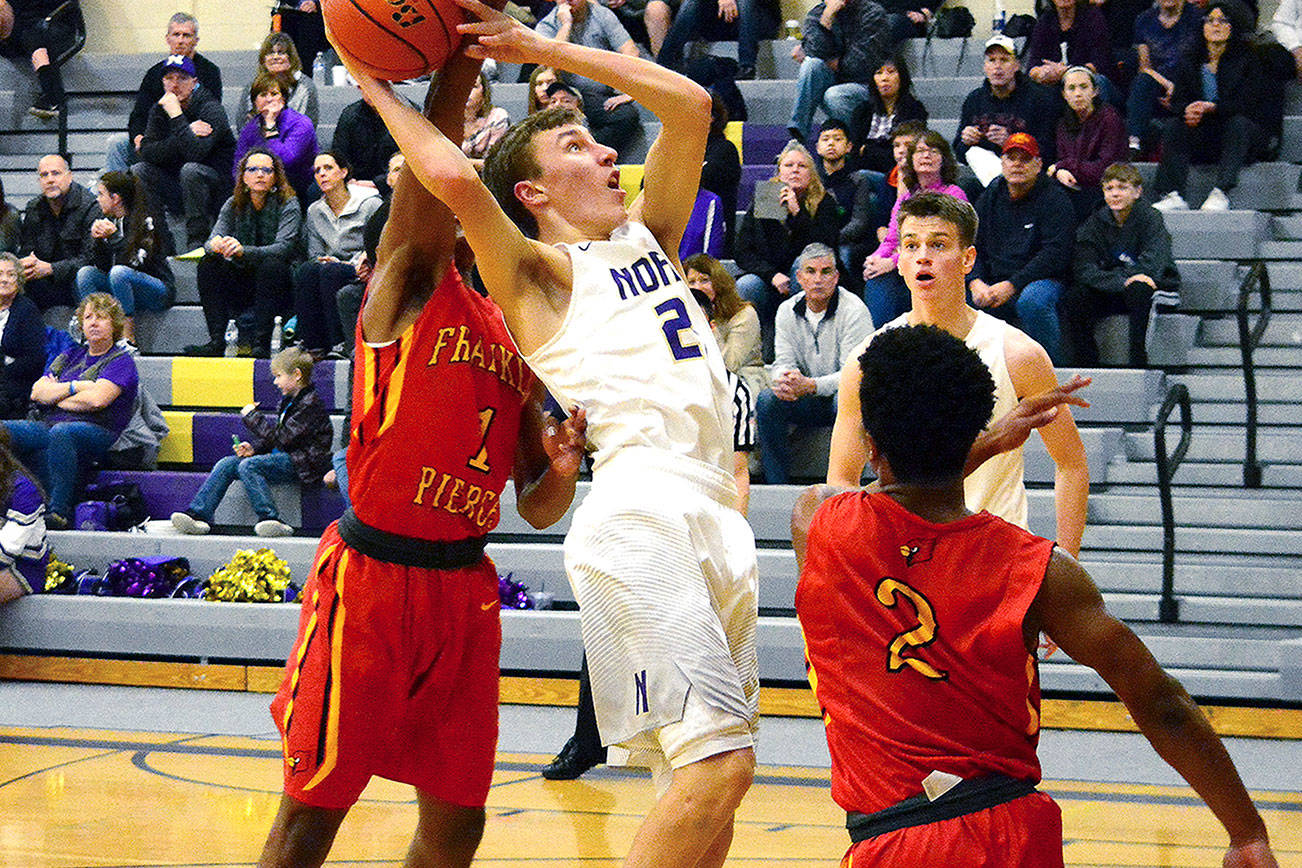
top-left (271, 346), bottom-right (314, 384)
top-left (76, 292), bottom-right (126, 341)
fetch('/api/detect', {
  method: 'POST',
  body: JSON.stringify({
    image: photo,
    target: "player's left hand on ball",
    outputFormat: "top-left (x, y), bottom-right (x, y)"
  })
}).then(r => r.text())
top-left (543, 405), bottom-right (587, 478)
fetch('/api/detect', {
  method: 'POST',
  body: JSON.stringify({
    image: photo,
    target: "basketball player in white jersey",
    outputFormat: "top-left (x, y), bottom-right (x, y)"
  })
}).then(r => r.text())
top-left (331, 3), bottom-right (758, 865)
top-left (827, 192), bottom-right (1091, 555)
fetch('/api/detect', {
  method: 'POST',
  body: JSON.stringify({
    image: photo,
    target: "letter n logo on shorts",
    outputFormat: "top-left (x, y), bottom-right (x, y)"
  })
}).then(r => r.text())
top-left (634, 669), bottom-right (649, 715)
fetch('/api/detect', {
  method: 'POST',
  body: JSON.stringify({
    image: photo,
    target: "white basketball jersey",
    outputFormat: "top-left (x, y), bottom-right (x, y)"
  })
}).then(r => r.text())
top-left (523, 221), bottom-right (734, 475)
top-left (879, 311), bottom-right (1027, 528)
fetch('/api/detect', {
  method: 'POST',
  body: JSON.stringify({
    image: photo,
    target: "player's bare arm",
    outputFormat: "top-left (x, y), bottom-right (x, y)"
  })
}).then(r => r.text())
top-left (826, 344), bottom-right (870, 488)
top-left (1005, 330), bottom-right (1089, 556)
top-left (792, 484), bottom-right (851, 569)
top-left (331, 37), bottom-right (570, 351)
top-left (1030, 551), bottom-right (1279, 868)
top-left (512, 391), bottom-right (586, 529)
top-left (964, 373), bottom-right (1091, 476)
top-left (455, 0), bottom-right (711, 258)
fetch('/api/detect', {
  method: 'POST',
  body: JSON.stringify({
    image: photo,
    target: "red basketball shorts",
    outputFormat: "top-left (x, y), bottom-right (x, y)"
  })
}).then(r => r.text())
top-left (271, 523), bottom-right (503, 810)
top-left (841, 792), bottom-right (1064, 867)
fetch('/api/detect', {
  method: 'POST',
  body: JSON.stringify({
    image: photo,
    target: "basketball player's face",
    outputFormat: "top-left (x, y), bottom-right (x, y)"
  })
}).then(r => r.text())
top-left (533, 125), bottom-right (624, 230)
top-left (897, 215), bottom-right (974, 304)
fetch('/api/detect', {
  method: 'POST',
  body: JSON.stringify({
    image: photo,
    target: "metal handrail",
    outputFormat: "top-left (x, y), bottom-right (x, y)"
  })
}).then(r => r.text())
top-left (1236, 261), bottom-right (1271, 488)
top-left (1153, 383), bottom-right (1192, 624)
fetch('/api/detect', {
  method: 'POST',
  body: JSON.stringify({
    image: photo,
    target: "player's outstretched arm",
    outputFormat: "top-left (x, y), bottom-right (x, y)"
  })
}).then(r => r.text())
top-left (1032, 552), bottom-right (1279, 868)
top-left (512, 393), bottom-right (585, 529)
top-left (455, 0), bottom-right (711, 255)
top-left (965, 374), bottom-right (1091, 475)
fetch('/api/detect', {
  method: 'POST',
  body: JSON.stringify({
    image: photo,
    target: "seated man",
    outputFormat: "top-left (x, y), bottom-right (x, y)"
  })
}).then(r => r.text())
top-left (793, 323), bottom-right (1279, 868)
top-left (757, 243), bottom-right (873, 483)
top-left (535, 0), bottom-right (644, 156)
top-left (17, 154), bottom-right (98, 311)
top-left (105, 12), bottom-right (223, 173)
top-left (331, 90), bottom-right (408, 192)
top-left (970, 134), bottom-right (1074, 365)
top-left (1066, 162), bottom-right (1180, 367)
top-left (132, 54), bottom-right (235, 249)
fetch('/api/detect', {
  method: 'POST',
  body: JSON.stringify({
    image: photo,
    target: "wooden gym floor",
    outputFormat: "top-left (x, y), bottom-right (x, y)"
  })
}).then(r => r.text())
top-left (1, 677), bottom-right (1300, 867)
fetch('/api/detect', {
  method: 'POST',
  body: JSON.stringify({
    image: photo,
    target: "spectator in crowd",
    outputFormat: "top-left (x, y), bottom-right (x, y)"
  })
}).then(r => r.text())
top-left (18, 154), bottom-right (97, 311)
top-left (331, 89), bottom-right (406, 191)
top-left (107, 12), bottom-right (222, 174)
top-left (684, 253), bottom-right (765, 401)
top-left (971, 133), bottom-right (1074, 364)
top-left (0, 425), bottom-right (47, 604)
top-left (293, 151), bottom-right (381, 358)
top-left (335, 152), bottom-right (403, 354)
top-left (840, 119), bottom-right (925, 276)
top-left (528, 65), bottom-right (560, 112)
top-left (462, 71), bottom-right (512, 159)
top-left (1024, 0), bottom-right (1114, 92)
top-left (535, 0), bottom-right (644, 155)
top-left (75, 172), bottom-right (175, 347)
top-left (879, 0), bottom-right (932, 42)
top-left (954, 34), bottom-right (1061, 186)
top-left (0, 253), bottom-right (47, 420)
top-left (187, 148), bottom-right (301, 357)
top-left (1128, 0), bottom-right (1203, 156)
top-left (171, 346), bottom-right (332, 538)
top-left (851, 54), bottom-right (928, 173)
top-left (701, 92), bottom-right (741, 256)
top-left (133, 54), bottom-right (236, 249)
top-left (0, 178), bottom-right (19, 253)
top-left (787, 0), bottom-right (893, 145)
top-left (1272, 0), bottom-right (1302, 78)
top-left (757, 243), bottom-right (873, 483)
top-left (1049, 66), bottom-right (1127, 221)
top-left (655, 0), bottom-right (781, 80)
top-left (234, 71), bottom-right (318, 199)
top-left (1151, 0), bottom-right (1268, 212)
top-left (1067, 162), bottom-right (1180, 367)
top-left (0, 0), bottom-right (76, 117)
top-left (237, 31), bottom-right (319, 126)
top-left (4, 293), bottom-right (138, 529)
top-left (815, 120), bottom-right (860, 220)
top-left (274, 0), bottom-right (328, 73)
top-left (736, 140), bottom-right (847, 360)
top-left (862, 129), bottom-right (966, 328)
top-left (546, 80), bottom-right (585, 110)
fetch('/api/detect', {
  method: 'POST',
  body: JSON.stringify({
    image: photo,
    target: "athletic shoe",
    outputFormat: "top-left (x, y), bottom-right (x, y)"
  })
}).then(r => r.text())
top-left (171, 511), bottom-right (210, 535)
top-left (29, 102), bottom-right (60, 119)
top-left (1152, 191), bottom-right (1189, 212)
top-left (183, 340), bottom-right (223, 357)
top-left (255, 518), bottom-right (294, 537)
top-left (1200, 187), bottom-right (1231, 211)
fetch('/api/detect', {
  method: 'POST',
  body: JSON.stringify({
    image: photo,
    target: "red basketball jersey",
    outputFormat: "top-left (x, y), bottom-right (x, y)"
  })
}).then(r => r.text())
top-left (347, 268), bottom-right (534, 540)
top-left (796, 491), bottom-right (1055, 815)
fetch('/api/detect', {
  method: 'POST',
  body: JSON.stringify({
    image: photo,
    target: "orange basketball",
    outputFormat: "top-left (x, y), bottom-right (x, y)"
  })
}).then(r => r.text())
top-left (322, 0), bottom-right (463, 81)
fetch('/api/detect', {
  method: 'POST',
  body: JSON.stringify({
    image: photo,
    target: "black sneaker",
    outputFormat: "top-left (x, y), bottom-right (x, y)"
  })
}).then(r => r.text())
top-left (29, 102), bottom-right (61, 119)
top-left (183, 340), bottom-right (223, 356)
top-left (540, 736), bottom-right (605, 780)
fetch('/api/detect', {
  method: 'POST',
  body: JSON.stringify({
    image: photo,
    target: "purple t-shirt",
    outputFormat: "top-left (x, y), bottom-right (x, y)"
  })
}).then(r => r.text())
top-left (43, 344), bottom-right (139, 437)
top-left (1133, 4), bottom-right (1204, 78)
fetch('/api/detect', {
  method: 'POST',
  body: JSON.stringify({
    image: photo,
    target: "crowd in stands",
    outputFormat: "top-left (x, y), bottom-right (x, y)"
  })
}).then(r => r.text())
top-left (0, 0), bottom-right (1299, 537)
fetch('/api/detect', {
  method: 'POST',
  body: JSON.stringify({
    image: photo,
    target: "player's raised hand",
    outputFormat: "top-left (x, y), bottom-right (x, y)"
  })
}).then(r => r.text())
top-left (543, 405), bottom-right (588, 479)
top-left (454, 0), bottom-right (549, 64)
top-left (1223, 838), bottom-right (1279, 868)
top-left (984, 374), bottom-right (1091, 455)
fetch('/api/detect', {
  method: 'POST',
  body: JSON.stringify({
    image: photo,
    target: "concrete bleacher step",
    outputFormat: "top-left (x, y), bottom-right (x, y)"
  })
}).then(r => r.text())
top-left (1178, 403), bottom-right (1302, 425)
top-left (1184, 346), bottom-right (1302, 367)
top-left (1169, 372), bottom-right (1302, 402)
top-left (1162, 210), bottom-right (1270, 260)
top-left (1122, 427), bottom-right (1302, 464)
top-left (1105, 459), bottom-right (1302, 488)
top-left (1199, 314), bottom-right (1302, 346)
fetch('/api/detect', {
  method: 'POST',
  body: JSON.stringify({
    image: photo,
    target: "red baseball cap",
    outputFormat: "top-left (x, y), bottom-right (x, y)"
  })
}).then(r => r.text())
top-left (1002, 132), bottom-right (1040, 158)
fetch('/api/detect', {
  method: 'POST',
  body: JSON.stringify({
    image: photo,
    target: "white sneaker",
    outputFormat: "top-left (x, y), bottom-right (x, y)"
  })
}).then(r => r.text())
top-left (255, 518), bottom-right (294, 537)
top-left (1200, 187), bottom-right (1231, 211)
top-left (1152, 191), bottom-right (1189, 212)
top-left (171, 511), bottom-right (210, 535)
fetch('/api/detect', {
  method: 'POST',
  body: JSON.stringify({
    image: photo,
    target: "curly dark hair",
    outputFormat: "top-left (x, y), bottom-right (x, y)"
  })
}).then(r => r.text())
top-left (858, 324), bottom-right (996, 485)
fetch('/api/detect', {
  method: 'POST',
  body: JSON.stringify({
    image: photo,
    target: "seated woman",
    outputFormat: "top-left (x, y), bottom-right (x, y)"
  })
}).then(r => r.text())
top-left (528, 65), bottom-right (559, 114)
top-left (1025, 0), bottom-right (1115, 95)
top-left (74, 172), bottom-right (175, 346)
top-left (234, 71), bottom-right (318, 199)
top-left (236, 31), bottom-right (320, 125)
top-left (851, 55), bottom-right (929, 175)
top-left (0, 425), bottom-right (48, 604)
top-left (3, 293), bottom-right (138, 529)
top-left (1049, 66), bottom-right (1127, 221)
top-left (462, 71), bottom-right (511, 160)
top-left (734, 140), bottom-right (846, 360)
top-left (293, 150), bottom-right (381, 358)
top-left (684, 253), bottom-right (765, 403)
top-left (0, 0), bottom-right (76, 117)
top-left (186, 148), bottom-right (301, 357)
top-left (1151, 0), bottom-right (1269, 212)
top-left (171, 347), bottom-right (332, 538)
top-left (0, 252), bottom-right (47, 420)
top-left (861, 129), bottom-right (967, 327)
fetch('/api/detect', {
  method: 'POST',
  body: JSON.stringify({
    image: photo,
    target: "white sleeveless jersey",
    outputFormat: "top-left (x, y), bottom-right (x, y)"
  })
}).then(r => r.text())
top-left (523, 221), bottom-right (734, 475)
top-left (878, 311), bottom-right (1027, 528)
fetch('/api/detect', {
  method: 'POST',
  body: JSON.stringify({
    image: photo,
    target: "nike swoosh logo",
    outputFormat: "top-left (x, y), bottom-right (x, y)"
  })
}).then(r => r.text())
top-left (481, 601), bottom-right (499, 611)
top-left (577, 242), bottom-right (592, 251)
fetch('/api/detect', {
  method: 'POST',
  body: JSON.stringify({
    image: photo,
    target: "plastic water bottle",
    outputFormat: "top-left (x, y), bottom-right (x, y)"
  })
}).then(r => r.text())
top-left (312, 52), bottom-right (327, 82)
top-left (224, 319), bottom-right (238, 357)
top-left (68, 313), bottom-right (81, 342)
top-left (270, 316), bottom-right (283, 354)
top-left (992, 0), bottom-right (1006, 32)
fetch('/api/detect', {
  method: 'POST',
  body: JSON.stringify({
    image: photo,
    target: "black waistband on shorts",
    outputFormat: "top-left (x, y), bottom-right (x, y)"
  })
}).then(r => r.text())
top-left (846, 773), bottom-right (1037, 843)
top-left (337, 507), bottom-right (487, 570)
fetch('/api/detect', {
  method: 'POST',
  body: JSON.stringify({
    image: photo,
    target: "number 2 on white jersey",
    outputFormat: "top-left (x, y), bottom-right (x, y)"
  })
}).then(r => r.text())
top-left (655, 298), bottom-right (703, 362)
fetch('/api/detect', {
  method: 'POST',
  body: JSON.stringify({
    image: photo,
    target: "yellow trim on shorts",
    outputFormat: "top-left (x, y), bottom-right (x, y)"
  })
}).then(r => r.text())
top-left (304, 546), bottom-right (349, 791)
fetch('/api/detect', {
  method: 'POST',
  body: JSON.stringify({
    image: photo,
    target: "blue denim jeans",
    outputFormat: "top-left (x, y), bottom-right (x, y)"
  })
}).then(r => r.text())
top-left (985, 278), bottom-right (1065, 364)
top-left (755, 389), bottom-right (837, 484)
top-left (658, 0), bottom-right (766, 69)
top-left (1125, 72), bottom-right (1164, 142)
top-left (3, 419), bottom-right (117, 519)
top-left (76, 265), bottom-right (171, 317)
top-left (862, 270), bottom-right (909, 330)
top-left (331, 447), bottom-right (349, 508)
top-left (187, 450), bottom-right (297, 521)
top-left (789, 56), bottom-right (836, 140)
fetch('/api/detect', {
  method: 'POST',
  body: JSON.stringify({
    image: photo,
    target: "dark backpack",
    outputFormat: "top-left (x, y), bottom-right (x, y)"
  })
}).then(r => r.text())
top-left (933, 6), bottom-right (975, 38)
top-left (75, 479), bottom-right (149, 530)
